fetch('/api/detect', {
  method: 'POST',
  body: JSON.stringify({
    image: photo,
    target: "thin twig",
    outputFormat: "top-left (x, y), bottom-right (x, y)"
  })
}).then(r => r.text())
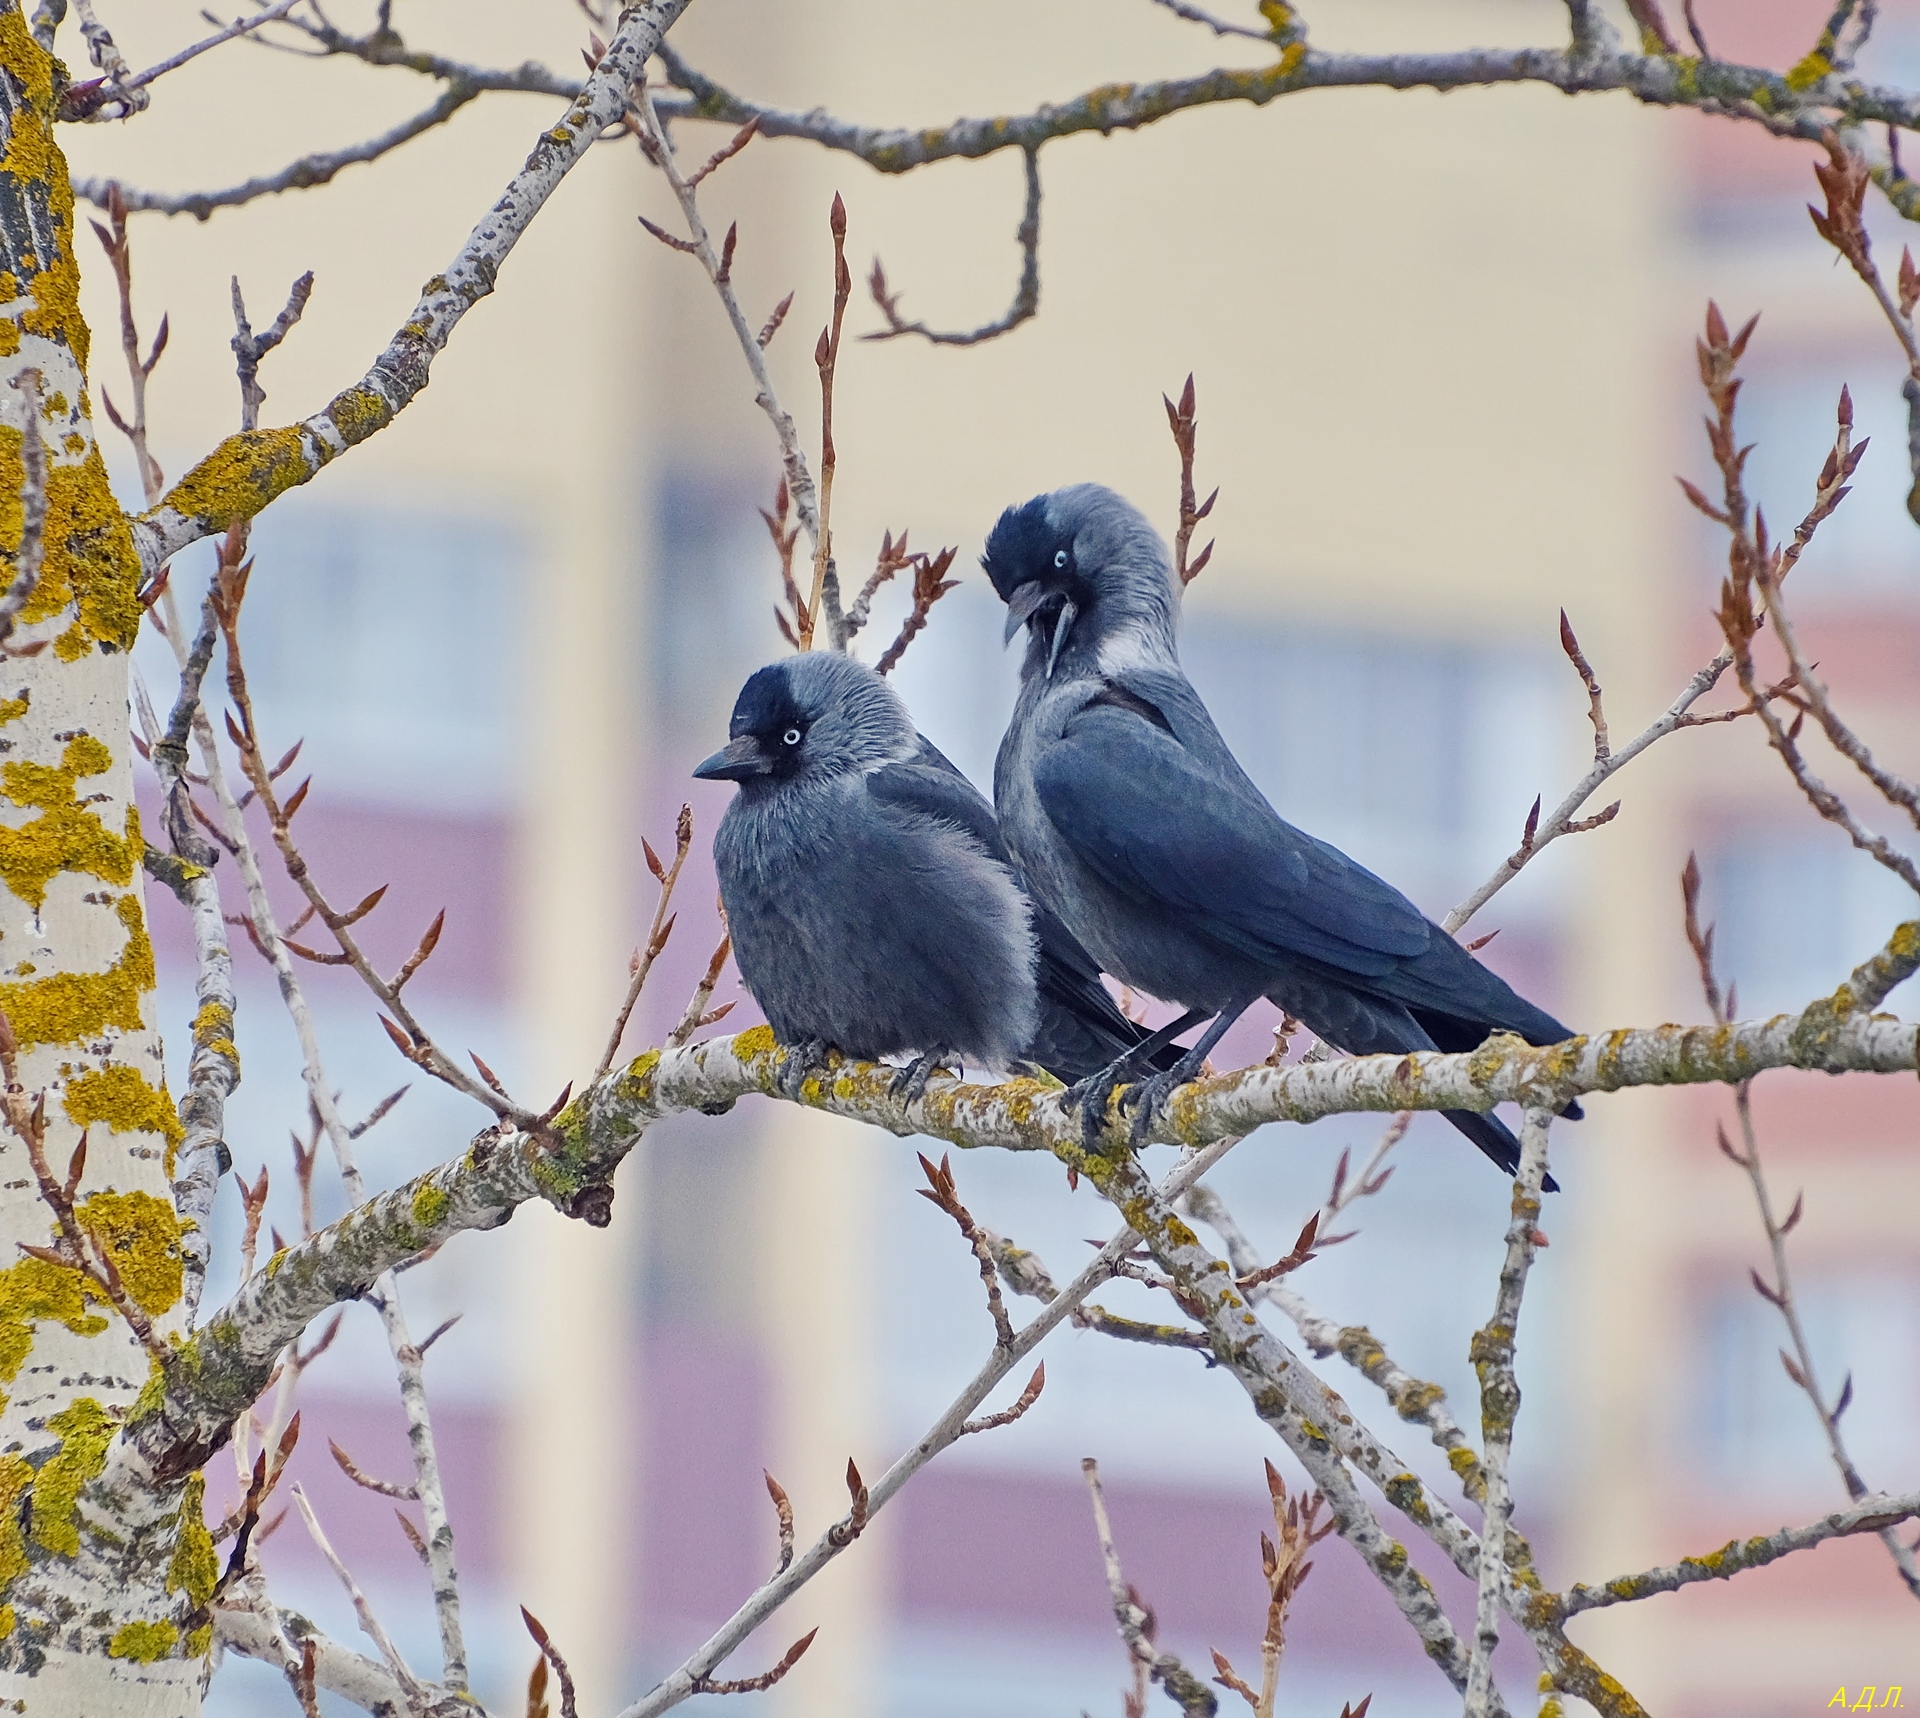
top-left (291, 1485), bottom-right (426, 1701)
top-left (865, 147), bottom-right (1041, 347)
top-left (1084, 1458), bottom-right (1220, 1716)
top-left (598, 804), bottom-right (693, 1076)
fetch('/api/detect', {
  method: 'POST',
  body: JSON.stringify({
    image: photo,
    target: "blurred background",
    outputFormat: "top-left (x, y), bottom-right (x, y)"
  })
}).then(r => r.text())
top-left (58, 0), bottom-right (1920, 1712)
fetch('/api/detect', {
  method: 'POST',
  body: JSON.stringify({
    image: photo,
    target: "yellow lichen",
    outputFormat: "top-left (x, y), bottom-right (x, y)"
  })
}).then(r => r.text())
top-left (108, 1620), bottom-right (179, 1662)
top-left (323, 382), bottom-right (393, 446)
top-left (0, 734), bottom-right (138, 909)
top-left (0, 421), bottom-right (142, 652)
top-left (191, 997), bottom-right (238, 1071)
top-left (0, 1251), bottom-right (106, 1400)
top-left (165, 1474), bottom-right (216, 1609)
top-left (1786, 50), bottom-right (1832, 91)
top-left (733, 1024), bottom-right (777, 1058)
top-left (76, 1189), bottom-right (184, 1316)
top-left (0, 1452), bottom-right (33, 1589)
top-left (0, 694), bottom-right (24, 725)
top-left (0, 890), bottom-right (154, 1048)
top-left (33, 1396), bottom-right (115, 1556)
top-left (63, 1062), bottom-right (185, 1149)
top-left (411, 1182), bottom-right (449, 1230)
top-left (156, 427), bottom-right (314, 530)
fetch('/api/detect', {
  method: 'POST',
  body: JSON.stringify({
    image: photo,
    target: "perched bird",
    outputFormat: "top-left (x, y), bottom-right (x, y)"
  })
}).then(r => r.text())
top-left (693, 650), bottom-right (1175, 1097)
top-left (984, 482), bottom-right (1578, 1177)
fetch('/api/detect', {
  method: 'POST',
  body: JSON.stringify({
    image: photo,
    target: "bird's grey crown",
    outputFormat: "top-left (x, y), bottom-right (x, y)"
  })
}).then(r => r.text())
top-left (738, 650), bottom-right (918, 782)
top-left (984, 483), bottom-right (1182, 677)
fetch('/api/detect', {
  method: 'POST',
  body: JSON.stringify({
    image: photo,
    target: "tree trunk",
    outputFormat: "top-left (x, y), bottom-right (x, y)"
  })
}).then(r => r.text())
top-left (0, 7), bottom-right (207, 1711)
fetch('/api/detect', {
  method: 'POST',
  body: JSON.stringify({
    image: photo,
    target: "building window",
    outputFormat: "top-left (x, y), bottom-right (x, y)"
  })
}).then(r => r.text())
top-left (1729, 355), bottom-right (1918, 601)
top-left (1695, 1265), bottom-right (1920, 1495)
top-left (137, 500), bottom-right (526, 811)
top-left (1703, 828), bottom-right (1917, 1017)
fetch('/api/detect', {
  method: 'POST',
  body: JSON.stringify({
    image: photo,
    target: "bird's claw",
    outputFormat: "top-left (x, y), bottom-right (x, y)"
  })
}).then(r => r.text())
top-left (776, 1038), bottom-right (833, 1103)
top-left (890, 1052), bottom-right (960, 1105)
top-left (1119, 1069), bottom-right (1185, 1146)
top-left (1062, 1072), bottom-right (1123, 1151)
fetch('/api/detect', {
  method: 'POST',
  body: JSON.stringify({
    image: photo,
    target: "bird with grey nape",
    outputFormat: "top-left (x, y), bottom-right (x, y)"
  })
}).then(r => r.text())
top-left (984, 482), bottom-right (1579, 1178)
top-left (693, 650), bottom-right (1179, 1100)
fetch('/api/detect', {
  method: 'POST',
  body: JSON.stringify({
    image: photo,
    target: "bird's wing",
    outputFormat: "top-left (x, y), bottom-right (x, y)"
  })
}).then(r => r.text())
top-left (870, 737), bottom-right (1170, 1079)
top-left (1033, 672), bottom-right (1432, 976)
top-left (866, 739), bottom-right (1012, 859)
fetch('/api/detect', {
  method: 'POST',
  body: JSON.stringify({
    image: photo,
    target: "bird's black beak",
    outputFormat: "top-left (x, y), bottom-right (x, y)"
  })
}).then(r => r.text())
top-left (1002, 580), bottom-right (1051, 644)
top-left (1045, 599), bottom-right (1078, 680)
top-left (692, 736), bottom-right (769, 782)
top-left (1002, 583), bottom-right (1078, 679)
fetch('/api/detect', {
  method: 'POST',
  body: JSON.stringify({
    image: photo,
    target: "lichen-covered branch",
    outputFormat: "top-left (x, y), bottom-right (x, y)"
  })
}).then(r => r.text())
top-left (126, 0), bottom-right (695, 573)
top-left (1184, 1182), bottom-right (1487, 1500)
top-left (125, 918), bottom-right (1920, 1486)
top-left (75, 82), bottom-right (483, 220)
top-left (651, 38), bottom-right (1920, 179)
top-left (1465, 1111), bottom-right (1553, 1715)
top-left (1560, 1488), bottom-right (1920, 1616)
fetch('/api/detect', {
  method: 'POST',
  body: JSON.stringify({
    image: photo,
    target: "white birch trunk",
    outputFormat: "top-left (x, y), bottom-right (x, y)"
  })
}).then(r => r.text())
top-left (0, 10), bottom-right (208, 1711)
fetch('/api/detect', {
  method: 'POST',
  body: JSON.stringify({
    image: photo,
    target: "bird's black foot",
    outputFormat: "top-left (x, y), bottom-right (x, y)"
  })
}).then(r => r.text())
top-left (776, 1038), bottom-right (833, 1103)
top-left (1064, 1057), bottom-right (1145, 1152)
top-left (1117, 1050), bottom-right (1208, 1146)
top-left (1118, 1070), bottom-right (1179, 1146)
top-left (890, 1052), bottom-right (961, 1105)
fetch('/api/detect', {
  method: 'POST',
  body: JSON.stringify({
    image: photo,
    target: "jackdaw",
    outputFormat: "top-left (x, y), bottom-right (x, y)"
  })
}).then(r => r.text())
top-left (984, 482), bottom-right (1578, 1177)
top-left (693, 650), bottom-right (1175, 1098)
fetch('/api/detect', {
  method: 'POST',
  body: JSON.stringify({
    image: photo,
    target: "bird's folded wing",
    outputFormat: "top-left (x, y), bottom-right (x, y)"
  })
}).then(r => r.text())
top-left (867, 742), bottom-right (1012, 860)
top-left (1035, 696), bottom-right (1432, 977)
top-left (871, 738), bottom-right (1151, 1032)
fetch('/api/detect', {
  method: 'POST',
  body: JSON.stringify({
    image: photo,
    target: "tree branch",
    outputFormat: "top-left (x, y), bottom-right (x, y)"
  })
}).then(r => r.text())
top-left (125, 0), bottom-right (695, 573)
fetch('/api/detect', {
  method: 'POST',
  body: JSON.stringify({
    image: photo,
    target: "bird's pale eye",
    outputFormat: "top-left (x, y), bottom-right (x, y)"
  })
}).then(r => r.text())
top-left (1053, 548), bottom-right (1069, 570)
top-left (782, 727), bottom-right (802, 746)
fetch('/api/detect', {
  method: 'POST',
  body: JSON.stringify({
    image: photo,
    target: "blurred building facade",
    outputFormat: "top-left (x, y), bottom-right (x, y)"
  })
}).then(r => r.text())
top-left (67, 2), bottom-right (1920, 1715)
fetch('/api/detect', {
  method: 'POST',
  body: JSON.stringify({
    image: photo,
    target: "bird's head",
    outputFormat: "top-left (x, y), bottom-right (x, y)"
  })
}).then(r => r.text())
top-left (981, 484), bottom-right (1179, 681)
top-left (693, 651), bottom-right (914, 791)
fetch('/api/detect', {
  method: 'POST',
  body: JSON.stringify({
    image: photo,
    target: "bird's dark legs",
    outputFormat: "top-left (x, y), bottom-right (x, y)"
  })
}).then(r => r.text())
top-left (890, 1050), bottom-right (962, 1104)
top-left (1118, 994), bottom-right (1262, 1145)
top-left (776, 1037), bottom-right (834, 1103)
top-left (1064, 1008), bottom-right (1208, 1147)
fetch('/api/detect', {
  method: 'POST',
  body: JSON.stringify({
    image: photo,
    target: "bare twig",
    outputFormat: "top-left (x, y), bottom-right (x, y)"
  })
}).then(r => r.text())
top-left (690, 1629), bottom-right (817, 1697)
top-left (874, 545), bottom-right (959, 674)
top-left (633, 83), bottom-right (822, 614)
top-left (807, 193), bottom-right (853, 644)
top-left (1558, 608), bottom-right (1609, 761)
top-left (1683, 860), bottom-right (1920, 1599)
top-left (292, 1485), bottom-right (426, 1699)
top-left (1163, 373), bottom-right (1219, 587)
top-left (666, 925), bottom-right (734, 1048)
top-left (59, 0), bottom-right (303, 118)
top-left (1695, 299), bottom-right (1920, 897)
top-left (1084, 1458), bottom-right (1219, 1716)
top-left (615, 1136), bottom-right (1250, 1717)
top-left (865, 147), bottom-right (1041, 346)
top-left (599, 804), bottom-right (693, 1076)
top-left (916, 1152), bottom-right (1015, 1348)
top-left (1563, 1487), bottom-right (1920, 1615)
top-left (1208, 1461), bottom-right (1337, 1717)
top-left (521, 1609), bottom-right (579, 1718)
